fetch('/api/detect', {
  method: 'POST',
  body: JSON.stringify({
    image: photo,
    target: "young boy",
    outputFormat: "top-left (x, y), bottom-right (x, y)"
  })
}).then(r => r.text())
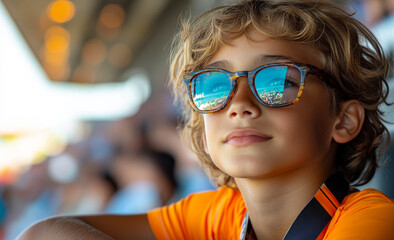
top-left (19, 0), bottom-right (394, 239)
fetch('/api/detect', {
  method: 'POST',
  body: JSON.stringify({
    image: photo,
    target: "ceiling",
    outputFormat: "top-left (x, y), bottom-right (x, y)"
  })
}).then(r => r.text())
top-left (1, 0), bottom-right (351, 90)
top-left (2, 0), bottom-right (199, 92)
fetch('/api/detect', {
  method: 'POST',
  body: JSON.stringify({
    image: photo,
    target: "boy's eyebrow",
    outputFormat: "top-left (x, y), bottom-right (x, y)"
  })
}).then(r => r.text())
top-left (205, 55), bottom-right (296, 70)
top-left (256, 55), bottom-right (296, 65)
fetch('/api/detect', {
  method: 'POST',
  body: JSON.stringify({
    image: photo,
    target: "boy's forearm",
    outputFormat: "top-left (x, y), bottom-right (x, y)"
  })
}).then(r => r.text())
top-left (17, 216), bottom-right (114, 240)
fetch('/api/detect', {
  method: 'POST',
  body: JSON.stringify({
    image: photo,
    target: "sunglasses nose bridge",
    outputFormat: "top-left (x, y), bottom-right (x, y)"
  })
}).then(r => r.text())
top-left (229, 71), bottom-right (254, 98)
top-left (230, 71), bottom-right (250, 97)
top-left (231, 71), bottom-right (248, 81)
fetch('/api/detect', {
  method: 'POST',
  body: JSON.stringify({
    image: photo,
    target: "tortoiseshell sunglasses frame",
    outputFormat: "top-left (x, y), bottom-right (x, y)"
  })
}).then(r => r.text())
top-left (183, 62), bottom-right (332, 114)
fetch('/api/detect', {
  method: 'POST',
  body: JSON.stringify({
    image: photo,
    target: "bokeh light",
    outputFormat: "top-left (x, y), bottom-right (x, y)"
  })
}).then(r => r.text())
top-left (47, 0), bottom-right (75, 23)
top-left (82, 38), bottom-right (107, 66)
top-left (43, 62), bottom-right (70, 81)
top-left (99, 4), bottom-right (125, 29)
top-left (48, 153), bottom-right (79, 184)
top-left (43, 25), bottom-right (70, 80)
top-left (72, 64), bottom-right (96, 83)
top-left (45, 25), bottom-right (70, 53)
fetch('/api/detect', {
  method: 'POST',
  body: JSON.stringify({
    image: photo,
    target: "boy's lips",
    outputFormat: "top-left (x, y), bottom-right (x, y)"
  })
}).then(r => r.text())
top-left (224, 129), bottom-right (272, 146)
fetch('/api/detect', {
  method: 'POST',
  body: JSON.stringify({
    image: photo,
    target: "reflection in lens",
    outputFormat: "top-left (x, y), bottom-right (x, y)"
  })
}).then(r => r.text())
top-left (254, 66), bottom-right (300, 105)
top-left (192, 71), bottom-right (231, 111)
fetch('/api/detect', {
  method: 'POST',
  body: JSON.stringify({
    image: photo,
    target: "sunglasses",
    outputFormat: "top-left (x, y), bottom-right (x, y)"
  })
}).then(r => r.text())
top-left (183, 62), bottom-right (331, 113)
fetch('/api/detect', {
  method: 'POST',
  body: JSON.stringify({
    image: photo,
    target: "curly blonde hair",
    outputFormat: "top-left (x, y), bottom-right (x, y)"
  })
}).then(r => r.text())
top-left (169, 0), bottom-right (390, 187)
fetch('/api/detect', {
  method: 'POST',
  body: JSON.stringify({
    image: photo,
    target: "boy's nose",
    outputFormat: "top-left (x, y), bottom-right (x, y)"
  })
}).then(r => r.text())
top-left (226, 77), bottom-right (261, 119)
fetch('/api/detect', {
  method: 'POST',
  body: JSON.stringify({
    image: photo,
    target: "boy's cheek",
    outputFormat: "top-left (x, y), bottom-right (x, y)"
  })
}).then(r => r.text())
top-left (202, 115), bottom-right (217, 155)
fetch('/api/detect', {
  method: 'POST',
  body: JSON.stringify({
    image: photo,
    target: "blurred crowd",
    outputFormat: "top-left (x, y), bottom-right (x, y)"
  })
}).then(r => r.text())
top-left (0, 90), bottom-right (215, 240)
top-left (0, 0), bottom-right (393, 239)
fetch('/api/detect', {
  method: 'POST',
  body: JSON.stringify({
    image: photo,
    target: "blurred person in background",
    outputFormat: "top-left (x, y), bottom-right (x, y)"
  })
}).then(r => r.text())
top-left (106, 149), bottom-right (178, 214)
top-left (3, 160), bottom-right (60, 240)
top-left (357, 0), bottom-right (394, 26)
top-left (355, 0), bottom-right (394, 79)
top-left (143, 118), bottom-right (215, 199)
top-left (139, 92), bottom-right (215, 198)
top-left (55, 162), bottom-right (118, 215)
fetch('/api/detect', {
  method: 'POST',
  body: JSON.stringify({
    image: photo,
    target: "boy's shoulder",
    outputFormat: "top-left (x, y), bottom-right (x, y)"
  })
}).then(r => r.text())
top-left (181, 186), bottom-right (244, 206)
top-left (150, 186), bottom-right (244, 216)
top-left (341, 188), bottom-right (394, 209)
top-left (325, 188), bottom-right (394, 239)
top-left (338, 188), bottom-right (394, 219)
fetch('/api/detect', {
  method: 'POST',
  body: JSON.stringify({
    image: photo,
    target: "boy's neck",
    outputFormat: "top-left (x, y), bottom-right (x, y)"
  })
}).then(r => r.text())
top-left (235, 167), bottom-right (332, 240)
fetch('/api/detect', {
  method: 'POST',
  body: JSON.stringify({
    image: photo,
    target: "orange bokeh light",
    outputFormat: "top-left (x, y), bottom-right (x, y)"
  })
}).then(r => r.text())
top-left (45, 34), bottom-right (69, 54)
top-left (72, 65), bottom-right (95, 83)
top-left (45, 26), bottom-right (70, 46)
top-left (44, 62), bottom-right (70, 81)
top-left (43, 26), bottom-right (70, 67)
top-left (47, 0), bottom-right (75, 23)
top-left (82, 39), bottom-right (107, 66)
top-left (43, 49), bottom-right (68, 66)
top-left (99, 4), bottom-right (125, 29)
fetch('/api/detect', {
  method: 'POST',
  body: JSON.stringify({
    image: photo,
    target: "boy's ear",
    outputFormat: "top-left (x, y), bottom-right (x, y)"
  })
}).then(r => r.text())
top-left (332, 100), bottom-right (365, 144)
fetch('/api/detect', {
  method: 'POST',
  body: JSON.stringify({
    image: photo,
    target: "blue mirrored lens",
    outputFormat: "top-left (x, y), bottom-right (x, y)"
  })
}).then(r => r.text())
top-left (192, 71), bottom-right (231, 111)
top-left (254, 66), bottom-right (301, 105)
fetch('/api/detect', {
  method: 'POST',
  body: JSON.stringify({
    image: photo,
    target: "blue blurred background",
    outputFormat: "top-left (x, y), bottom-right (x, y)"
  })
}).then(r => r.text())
top-left (0, 0), bottom-right (393, 239)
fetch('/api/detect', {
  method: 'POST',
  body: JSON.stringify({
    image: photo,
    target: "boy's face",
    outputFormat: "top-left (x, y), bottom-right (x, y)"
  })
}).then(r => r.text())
top-left (202, 31), bottom-right (338, 180)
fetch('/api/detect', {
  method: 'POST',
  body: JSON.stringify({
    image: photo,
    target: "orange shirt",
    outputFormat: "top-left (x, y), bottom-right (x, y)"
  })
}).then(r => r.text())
top-left (148, 187), bottom-right (394, 240)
